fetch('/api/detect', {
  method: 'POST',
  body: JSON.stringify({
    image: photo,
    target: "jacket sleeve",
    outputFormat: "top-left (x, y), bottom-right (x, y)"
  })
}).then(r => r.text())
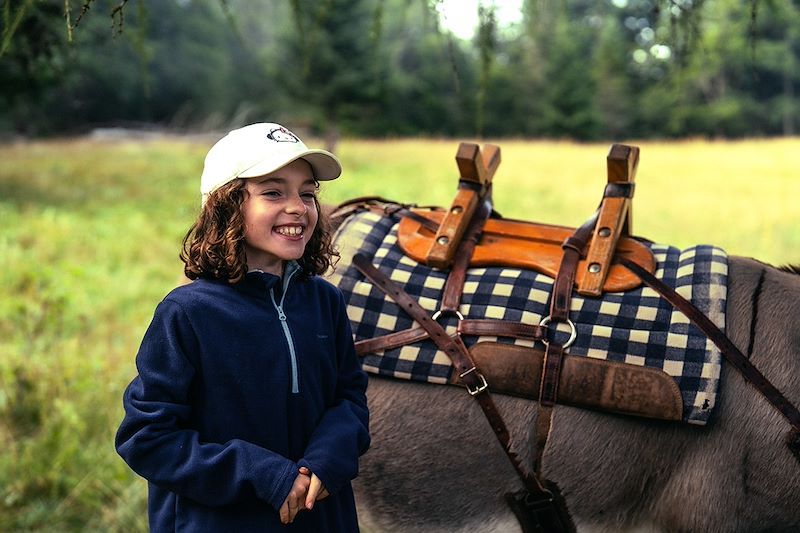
top-left (115, 299), bottom-right (296, 511)
top-left (298, 290), bottom-right (370, 495)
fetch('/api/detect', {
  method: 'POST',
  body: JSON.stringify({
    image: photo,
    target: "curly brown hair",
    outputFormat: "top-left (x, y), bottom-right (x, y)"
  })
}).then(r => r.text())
top-left (181, 178), bottom-right (339, 283)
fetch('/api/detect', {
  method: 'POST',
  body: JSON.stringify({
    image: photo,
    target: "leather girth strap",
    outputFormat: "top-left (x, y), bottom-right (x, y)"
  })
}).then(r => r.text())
top-left (619, 258), bottom-right (800, 462)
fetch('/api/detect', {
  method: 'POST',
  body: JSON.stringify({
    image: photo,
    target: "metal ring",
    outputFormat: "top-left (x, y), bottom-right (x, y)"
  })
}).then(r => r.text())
top-left (538, 315), bottom-right (577, 348)
top-left (431, 309), bottom-right (464, 322)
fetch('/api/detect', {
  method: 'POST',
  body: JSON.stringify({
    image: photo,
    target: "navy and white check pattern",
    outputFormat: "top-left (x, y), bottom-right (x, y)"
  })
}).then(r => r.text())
top-left (328, 210), bottom-right (728, 425)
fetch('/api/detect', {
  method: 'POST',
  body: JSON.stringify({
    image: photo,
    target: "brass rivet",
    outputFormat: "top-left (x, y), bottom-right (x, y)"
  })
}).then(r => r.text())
top-left (451, 206), bottom-right (463, 214)
top-left (598, 227), bottom-right (611, 238)
top-left (588, 263), bottom-right (601, 273)
top-left (437, 236), bottom-right (450, 245)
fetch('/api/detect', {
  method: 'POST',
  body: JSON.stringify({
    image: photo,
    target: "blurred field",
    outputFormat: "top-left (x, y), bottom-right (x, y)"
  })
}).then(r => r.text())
top-left (0, 135), bottom-right (798, 531)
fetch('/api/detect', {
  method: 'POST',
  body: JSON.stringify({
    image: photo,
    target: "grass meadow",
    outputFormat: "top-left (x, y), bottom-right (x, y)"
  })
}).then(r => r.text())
top-left (1, 135), bottom-right (798, 531)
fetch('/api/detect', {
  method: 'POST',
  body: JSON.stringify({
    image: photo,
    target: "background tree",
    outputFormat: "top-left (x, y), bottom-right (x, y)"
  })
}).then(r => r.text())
top-left (283, 0), bottom-right (381, 147)
top-left (0, 0), bottom-right (796, 139)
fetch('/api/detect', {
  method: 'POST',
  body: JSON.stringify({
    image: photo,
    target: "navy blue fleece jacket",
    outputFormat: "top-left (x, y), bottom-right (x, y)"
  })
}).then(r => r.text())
top-left (115, 264), bottom-right (370, 532)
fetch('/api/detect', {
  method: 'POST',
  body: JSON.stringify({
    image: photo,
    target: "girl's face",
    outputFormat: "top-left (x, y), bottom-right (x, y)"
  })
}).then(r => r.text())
top-left (241, 159), bottom-right (319, 276)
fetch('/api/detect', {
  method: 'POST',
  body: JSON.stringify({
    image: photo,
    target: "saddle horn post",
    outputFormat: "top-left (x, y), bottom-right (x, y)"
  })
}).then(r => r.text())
top-left (425, 142), bottom-right (500, 269)
top-left (578, 144), bottom-right (639, 297)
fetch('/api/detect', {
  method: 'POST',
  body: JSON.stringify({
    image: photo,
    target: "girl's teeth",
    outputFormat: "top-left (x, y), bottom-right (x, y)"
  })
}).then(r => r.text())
top-left (277, 226), bottom-right (302, 236)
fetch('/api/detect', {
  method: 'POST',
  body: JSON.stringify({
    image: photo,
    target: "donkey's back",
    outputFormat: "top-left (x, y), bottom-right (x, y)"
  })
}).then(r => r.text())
top-left (352, 256), bottom-right (800, 533)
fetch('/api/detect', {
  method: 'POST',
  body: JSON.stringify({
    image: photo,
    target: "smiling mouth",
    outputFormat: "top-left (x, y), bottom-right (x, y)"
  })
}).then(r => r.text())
top-left (274, 225), bottom-right (305, 237)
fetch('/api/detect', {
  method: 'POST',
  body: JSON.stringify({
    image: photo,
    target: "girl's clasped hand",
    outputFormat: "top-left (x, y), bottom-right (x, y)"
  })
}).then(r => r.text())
top-left (279, 466), bottom-right (330, 524)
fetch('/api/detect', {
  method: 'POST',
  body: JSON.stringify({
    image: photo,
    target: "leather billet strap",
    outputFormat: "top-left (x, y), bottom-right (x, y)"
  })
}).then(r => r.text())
top-left (620, 257), bottom-right (800, 461)
top-left (351, 253), bottom-right (555, 497)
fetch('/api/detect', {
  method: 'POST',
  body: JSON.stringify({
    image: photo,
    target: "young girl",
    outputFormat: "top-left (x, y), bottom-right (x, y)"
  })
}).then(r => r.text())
top-left (116, 123), bottom-right (370, 532)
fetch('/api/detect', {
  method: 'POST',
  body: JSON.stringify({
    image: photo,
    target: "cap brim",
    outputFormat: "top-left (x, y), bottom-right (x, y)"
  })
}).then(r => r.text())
top-left (239, 149), bottom-right (342, 181)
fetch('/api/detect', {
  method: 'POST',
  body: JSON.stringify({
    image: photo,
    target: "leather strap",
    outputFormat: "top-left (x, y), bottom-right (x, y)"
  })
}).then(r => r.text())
top-left (352, 253), bottom-right (553, 496)
top-left (620, 257), bottom-right (800, 460)
top-left (603, 182), bottom-right (635, 198)
top-left (459, 319), bottom-right (544, 340)
top-left (355, 326), bottom-right (430, 355)
top-left (442, 197), bottom-right (493, 311)
top-left (330, 197), bottom-right (441, 232)
top-left (397, 208), bottom-right (441, 233)
top-left (355, 319), bottom-right (544, 356)
top-left (535, 214), bottom-right (597, 474)
top-left (353, 255), bottom-right (576, 533)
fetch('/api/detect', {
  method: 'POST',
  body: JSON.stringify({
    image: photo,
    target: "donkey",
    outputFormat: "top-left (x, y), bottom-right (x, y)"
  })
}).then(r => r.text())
top-left (325, 201), bottom-right (800, 533)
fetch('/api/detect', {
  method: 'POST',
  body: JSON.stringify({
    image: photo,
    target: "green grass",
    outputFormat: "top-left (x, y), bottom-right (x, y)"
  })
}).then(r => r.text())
top-left (1, 135), bottom-right (798, 531)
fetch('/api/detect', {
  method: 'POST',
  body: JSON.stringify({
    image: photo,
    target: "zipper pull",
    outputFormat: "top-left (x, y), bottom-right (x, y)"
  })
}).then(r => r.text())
top-left (270, 288), bottom-right (287, 320)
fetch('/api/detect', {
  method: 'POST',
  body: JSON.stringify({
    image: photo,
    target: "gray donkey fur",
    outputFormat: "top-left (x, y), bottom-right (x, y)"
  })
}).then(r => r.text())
top-left (350, 256), bottom-right (800, 533)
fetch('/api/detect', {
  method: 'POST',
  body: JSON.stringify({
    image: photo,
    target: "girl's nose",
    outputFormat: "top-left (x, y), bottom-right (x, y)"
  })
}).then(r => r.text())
top-left (285, 195), bottom-right (308, 215)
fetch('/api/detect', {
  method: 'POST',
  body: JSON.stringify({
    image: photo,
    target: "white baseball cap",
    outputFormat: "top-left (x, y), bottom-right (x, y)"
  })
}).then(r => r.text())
top-left (200, 122), bottom-right (342, 199)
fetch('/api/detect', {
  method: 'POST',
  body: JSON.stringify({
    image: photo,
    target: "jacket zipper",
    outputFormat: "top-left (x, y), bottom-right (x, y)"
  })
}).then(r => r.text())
top-left (270, 266), bottom-right (300, 394)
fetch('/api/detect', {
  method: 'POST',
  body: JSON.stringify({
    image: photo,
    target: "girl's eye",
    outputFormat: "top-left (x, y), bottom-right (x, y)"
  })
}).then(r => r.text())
top-left (301, 192), bottom-right (317, 201)
top-left (261, 190), bottom-right (282, 198)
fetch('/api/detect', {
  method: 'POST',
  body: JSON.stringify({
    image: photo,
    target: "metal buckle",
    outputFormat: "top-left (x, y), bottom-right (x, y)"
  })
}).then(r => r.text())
top-left (460, 366), bottom-right (489, 396)
top-left (539, 315), bottom-right (577, 348)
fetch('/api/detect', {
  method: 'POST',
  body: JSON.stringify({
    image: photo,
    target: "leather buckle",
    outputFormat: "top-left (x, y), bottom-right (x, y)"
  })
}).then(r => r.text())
top-left (460, 366), bottom-right (489, 396)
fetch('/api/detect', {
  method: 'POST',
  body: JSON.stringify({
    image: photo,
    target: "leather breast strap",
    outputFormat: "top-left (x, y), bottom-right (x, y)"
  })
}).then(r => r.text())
top-left (352, 254), bottom-right (576, 533)
top-left (620, 257), bottom-right (800, 462)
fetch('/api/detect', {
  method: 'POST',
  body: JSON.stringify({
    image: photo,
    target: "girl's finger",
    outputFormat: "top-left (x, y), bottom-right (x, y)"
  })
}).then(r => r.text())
top-left (306, 475), bottom-right (322, 510)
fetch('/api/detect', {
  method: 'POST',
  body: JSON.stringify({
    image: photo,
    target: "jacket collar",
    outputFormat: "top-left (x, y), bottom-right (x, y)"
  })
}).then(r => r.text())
top-left (235, 261), bottom-right (302, 298)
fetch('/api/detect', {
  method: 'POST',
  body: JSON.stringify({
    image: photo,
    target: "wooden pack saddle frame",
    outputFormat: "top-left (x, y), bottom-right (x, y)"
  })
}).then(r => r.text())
top-left (336, 143), bottom-right (800, 533)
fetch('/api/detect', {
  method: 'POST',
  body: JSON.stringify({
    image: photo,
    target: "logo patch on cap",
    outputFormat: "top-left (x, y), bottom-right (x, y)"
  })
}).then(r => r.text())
top-left (266, 127), bottom-right (300, 143)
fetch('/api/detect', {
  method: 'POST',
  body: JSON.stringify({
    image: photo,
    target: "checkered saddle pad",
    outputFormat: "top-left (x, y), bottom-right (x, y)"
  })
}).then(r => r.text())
top-left (328, 209), bottom-right (729, 425)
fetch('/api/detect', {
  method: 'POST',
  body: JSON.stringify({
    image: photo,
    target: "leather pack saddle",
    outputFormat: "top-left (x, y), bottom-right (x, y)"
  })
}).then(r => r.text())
top-left (384, 142), bottom-right (676, 421)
